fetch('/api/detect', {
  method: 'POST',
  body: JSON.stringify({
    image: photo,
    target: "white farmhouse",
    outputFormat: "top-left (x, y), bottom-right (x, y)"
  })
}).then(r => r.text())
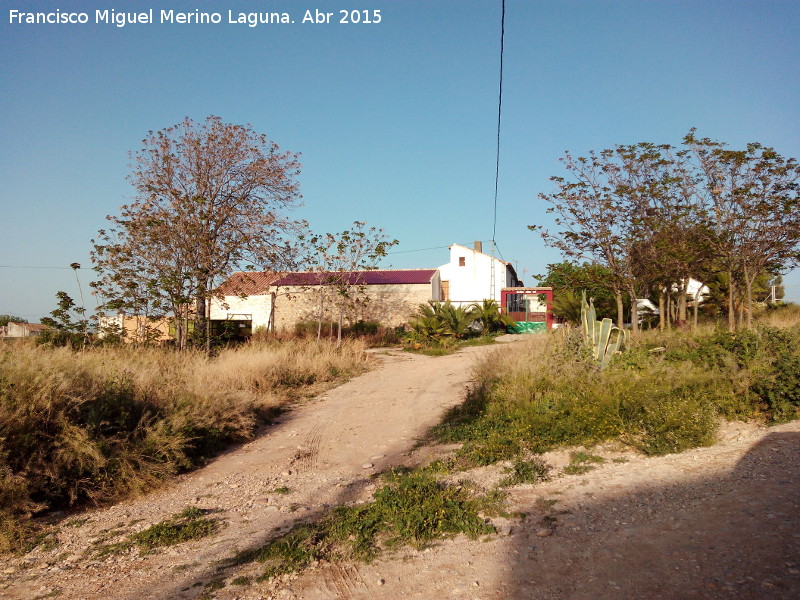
top-left (209, 242), bottom-right (521, 333)
top-left (438, 242), bottom-right (521, 306)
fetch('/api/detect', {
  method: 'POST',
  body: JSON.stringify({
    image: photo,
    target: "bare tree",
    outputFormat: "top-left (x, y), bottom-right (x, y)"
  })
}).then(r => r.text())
top-left (303, 222), bottom-right (398, 345)
top-left (535, 148), bottom-right (654, 330)
top-left (92, 116), bottom-right (303, 350)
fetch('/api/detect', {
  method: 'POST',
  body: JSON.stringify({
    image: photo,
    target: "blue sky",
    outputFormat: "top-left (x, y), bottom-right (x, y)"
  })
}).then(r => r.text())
top-left (1, 0), bottom-right (799, 320)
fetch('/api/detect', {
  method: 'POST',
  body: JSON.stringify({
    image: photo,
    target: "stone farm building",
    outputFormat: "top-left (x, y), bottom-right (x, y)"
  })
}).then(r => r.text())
top-left (210, 242), bottom-right (521, 333)
top-left (0, 322), bottom-right (49, 338)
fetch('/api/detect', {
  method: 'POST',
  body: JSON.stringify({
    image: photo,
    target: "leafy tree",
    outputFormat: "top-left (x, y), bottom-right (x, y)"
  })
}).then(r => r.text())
top-left (0, 315), bottom-right (26, 327)
top-left (39, 292), bottom-right (89, 348)
top-left (537, 133), bottom-right (800, 332)
top-left (92, 116), bottom-right (303, 351)
top-left (533, 147), bottom-right (657, 330)
top-left (537, 261), bottom-right (617, 321)
top-left (685, 130), bottom-right (800, 329)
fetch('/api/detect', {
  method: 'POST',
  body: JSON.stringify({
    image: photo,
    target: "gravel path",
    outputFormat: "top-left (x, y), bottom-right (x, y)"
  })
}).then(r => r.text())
top-left (1, 339), bottom-right (798, 600)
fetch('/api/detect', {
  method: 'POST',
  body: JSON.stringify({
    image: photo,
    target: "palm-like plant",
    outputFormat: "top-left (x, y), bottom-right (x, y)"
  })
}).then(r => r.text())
top-left (408, 314), bottom-right (447, 344)
top-left (410, 301), bottom-right (477, 341)
top-left (551, 290), bottom-right (583, 325)
top-left (435, 301), bottom-right (477, 338)
top-left (469, 299), bottom-right (516, 333)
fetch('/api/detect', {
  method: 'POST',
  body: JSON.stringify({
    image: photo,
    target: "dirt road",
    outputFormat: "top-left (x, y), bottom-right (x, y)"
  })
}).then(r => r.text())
top-left (1, 339), bottom-right (798, 600)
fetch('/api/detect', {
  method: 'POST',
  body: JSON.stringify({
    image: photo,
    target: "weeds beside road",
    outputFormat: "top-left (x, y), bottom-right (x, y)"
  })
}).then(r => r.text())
top-left (435, 316), bottom-right (800, 468)
top-left (0, 339), bottom-right (370, 553)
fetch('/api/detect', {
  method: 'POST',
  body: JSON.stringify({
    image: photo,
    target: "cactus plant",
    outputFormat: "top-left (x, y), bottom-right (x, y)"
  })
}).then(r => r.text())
top-left (580, 292), bottom-right (629, 368)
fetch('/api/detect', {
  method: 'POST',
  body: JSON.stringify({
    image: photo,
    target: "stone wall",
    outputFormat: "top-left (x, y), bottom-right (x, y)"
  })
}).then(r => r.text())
top-left (211, 283), bottom-right (434, 333)
top-left (272, 283), bottom-right (433, 331)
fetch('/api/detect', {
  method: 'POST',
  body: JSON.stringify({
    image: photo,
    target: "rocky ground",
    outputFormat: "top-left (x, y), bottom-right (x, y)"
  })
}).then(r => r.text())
top-left (1, 338), bottom-right (798, 600)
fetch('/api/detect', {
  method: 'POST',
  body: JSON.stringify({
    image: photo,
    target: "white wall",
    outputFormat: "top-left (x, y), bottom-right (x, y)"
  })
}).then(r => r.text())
top-left (209, 294), bottom-right (274, 331)
top-left (437, 244), bottom-right (513, 306)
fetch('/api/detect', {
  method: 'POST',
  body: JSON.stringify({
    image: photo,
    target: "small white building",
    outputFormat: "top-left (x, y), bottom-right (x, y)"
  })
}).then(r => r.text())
top-left (437, 242), bottom-right (520, 307)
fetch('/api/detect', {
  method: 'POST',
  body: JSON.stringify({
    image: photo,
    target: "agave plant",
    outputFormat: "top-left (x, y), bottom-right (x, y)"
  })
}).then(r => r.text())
top-left (580, 291), bottom-right (629, 368)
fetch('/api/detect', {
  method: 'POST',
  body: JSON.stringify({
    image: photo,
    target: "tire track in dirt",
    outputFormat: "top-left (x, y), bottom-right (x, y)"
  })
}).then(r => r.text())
top-left (323, 563), bottom-right (371, 599)
top-left (292, 422), bottom-right (324, 473)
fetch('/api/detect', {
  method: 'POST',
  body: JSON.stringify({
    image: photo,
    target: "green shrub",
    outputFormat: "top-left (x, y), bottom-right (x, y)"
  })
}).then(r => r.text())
top-left (350, 320), bottom-right (380, 336)
top-left (750, 326), bottom-right (800, 422)
top-left (432, 326), bottom-right (797, 464)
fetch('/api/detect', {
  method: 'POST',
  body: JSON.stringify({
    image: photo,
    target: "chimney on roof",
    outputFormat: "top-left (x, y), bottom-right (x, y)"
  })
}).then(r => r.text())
top-left (474, 241), bottom-right (483, 253)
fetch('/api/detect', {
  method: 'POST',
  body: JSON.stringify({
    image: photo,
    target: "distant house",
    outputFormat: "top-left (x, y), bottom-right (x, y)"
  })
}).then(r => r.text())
top-left (211, 269), bottom-right (441, 331)
top-left (3, 322), bottom-right (49, 338)
top-left (210, 241), bottom-right (522, 333)
top-left (97, 314), bottom-right (172, 343)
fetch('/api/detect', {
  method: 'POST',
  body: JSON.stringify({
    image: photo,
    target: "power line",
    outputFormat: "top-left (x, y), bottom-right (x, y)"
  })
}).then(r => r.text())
top-left (386, 240), bottom-right (492, 256)
top-left (386, 244), bottom-right (452, 255)
top-left (489, 0), bottom-right (506, 300)
top-left (492, 0), bottom-right (506, 245)
top-left (0, 265), bottom-right (92, 270)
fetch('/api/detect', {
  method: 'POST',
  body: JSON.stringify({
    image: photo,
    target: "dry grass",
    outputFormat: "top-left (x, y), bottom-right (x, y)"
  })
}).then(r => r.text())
top-left (0, 339), bottom-right (369, 553)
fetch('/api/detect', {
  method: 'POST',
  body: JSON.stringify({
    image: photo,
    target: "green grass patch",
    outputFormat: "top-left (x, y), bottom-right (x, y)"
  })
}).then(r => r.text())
top-left (563, 453), bottom-right (604, 475)
top-left (94, 507), bottom-right (218, 558)
top-left (433, 324), bottom-right (800, 467)
top-left (404, 334), bottom-right (499, 356)
top-left (404, 345), bottom-right (457, 356)
top-left (64, 517), bottom-right (90, 528)
top-left (499, 457), bottom-right (552, 487)
top-left (228, 469), bottom-right (498, 582)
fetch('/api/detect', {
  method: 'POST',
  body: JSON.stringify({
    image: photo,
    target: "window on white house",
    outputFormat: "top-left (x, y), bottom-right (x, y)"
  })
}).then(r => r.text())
top-left (458, 257), bottom-right (465, 267)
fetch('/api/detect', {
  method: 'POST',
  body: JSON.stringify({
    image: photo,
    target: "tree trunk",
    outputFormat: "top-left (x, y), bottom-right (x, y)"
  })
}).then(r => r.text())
top-left (693, 288), bottom-right (701, 329)
top-left (665, 294), bottom-right (672, 330)
top-left (269, 292), bottom-right (276, 333)
top-left (743, 264), bottom-right (754, 329)
top-left (176, 318), bottom-right (186, 350)
top-left (658, 293), bottom-right (665, 331)
top-left (337, 305), bottom-right (343, 348)
top-left (727, 271), bottom-right (736, 332)
top-left (677, 281), bottom-right (688, 327)
top-left (615, 289), bottom-right (624, 329)
top-left (317, 288), bottom-right (325, 340)
top-left (738, 300), bottom-right (745, 329)
top-left (628, 285), bottom-right (639, 334)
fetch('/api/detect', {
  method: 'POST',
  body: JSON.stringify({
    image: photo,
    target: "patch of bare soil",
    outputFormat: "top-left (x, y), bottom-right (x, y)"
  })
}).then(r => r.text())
top-left (2, 339), bottom-right (798, 600)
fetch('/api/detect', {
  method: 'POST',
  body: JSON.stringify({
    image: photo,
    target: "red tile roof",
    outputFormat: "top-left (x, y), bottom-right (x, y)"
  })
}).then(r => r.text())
top-left (217, 271), bottom-right (281, 296)
top-left (218, 269), bottom-right (437, 295)
top-left (275, 269), bottom-right (437, 286)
